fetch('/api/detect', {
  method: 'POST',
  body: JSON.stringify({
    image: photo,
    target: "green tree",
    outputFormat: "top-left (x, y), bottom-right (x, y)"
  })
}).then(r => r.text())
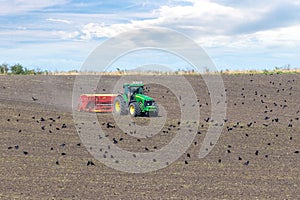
top-left (0, 63), bottom-right (9, 74)
top-left (10, 63), bottom-right (24, 74)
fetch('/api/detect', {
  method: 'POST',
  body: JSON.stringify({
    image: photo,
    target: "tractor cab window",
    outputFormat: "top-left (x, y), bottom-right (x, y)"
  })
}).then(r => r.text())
top-left (137, 86), bottom-right (143, 94)
top-left (124, 86), bottom-right (129, 94)
top-left (130, 86), bottom-right (142, 95)
top-left (131, 86), bottom-right (144, 95)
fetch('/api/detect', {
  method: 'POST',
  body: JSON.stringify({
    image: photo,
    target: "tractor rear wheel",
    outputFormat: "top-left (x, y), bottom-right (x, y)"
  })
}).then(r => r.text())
top-left (114, 96), bottom-right (127, 115)
top-left (129, 102), bottom-right (141, 117)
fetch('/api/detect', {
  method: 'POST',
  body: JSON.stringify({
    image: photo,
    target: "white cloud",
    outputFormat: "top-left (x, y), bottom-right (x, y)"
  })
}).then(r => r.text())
top-left (80, 20), bottom-right (157, 39)
top-left (77, 0), bottom-right (262, 40)
top-left (76, 0), bottom-right (300, 51)
top-left (0, 0), bottom-right (69, 15)
top-left (254, 25), bottom-right (300, 48)
top-left (46, 18), bottom-right (72, 24)
top-left (53, 30), bottom-right (80, 40)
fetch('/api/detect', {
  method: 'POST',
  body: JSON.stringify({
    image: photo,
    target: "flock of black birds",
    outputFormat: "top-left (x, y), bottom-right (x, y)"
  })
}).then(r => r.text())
top-left (174, 74), bottom-right (299, 166)
top-left (213, 75), bottom-right (299, 166)
top-left (6, 111), bottom-right (96, 167)
top-left (4, 74), bottom-right (300, 169)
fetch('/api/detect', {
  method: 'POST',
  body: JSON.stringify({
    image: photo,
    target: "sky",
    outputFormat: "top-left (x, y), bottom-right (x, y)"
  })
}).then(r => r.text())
top-left (1, 0), bottom-right (300, 72)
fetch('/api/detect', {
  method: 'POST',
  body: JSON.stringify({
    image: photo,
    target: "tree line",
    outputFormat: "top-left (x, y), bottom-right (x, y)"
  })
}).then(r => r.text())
top-left (0, 63), bottom-right (47, 75)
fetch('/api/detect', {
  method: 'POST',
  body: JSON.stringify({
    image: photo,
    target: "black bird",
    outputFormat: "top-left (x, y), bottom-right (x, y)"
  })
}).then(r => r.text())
top-left (62, 124), bottom-right (67, 129)
top-left (61, 152), bottom-right (66, 156)
top-left (77, 143), bottom-right (81, 146)
top-left (244, 160), bottom-right (250, 166)
top-left (145, 147), bottom-right (149, 151)
top-left (8, 146), bottom-right (13, 150)
top-left (185, 160), bottom-right (188, 164)
top-left (294, 151), bottom-right (299, 154)
top-left (56, 161), bottom-right (59, 165)
top-left (187, 153), bottom-right (191, 158)
top-left (14, 145), bottom-right (19, 150)
top-left (23, 151), bottom-right (28, 155)
top-left (238, 157), bottom-right (242, 161)
top-left (106, 122), bottom-right (115, 128)
top-left (113, 138), bottom-right (118, 144)
top-left (218, 159), bottom-right (222, 163)
top-left (87, 161), bottom-right (95, 166)
top-left (32, 96), bottom-right (38, 101)
top-left (40, 117), bottom-right (45, 122)
top-left (255, 150), bottom-right (259, 156)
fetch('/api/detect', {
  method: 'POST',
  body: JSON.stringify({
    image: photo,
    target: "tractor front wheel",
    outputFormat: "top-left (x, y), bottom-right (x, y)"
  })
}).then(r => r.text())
top-left (129, 102), bottom-right (141, 117)
top-left (149, 103), bottom-right (159, 117)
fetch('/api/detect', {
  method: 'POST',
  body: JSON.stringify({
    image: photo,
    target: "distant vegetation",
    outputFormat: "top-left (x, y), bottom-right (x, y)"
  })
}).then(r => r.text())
top-left (1, 63), bottom-right (299, 75)
top-left (0, 63), bottom-right (48, 75)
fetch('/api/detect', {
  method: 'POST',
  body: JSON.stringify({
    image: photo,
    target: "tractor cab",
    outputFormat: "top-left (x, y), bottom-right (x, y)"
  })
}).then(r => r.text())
top-left (123, 82), bottom-right (144, 102)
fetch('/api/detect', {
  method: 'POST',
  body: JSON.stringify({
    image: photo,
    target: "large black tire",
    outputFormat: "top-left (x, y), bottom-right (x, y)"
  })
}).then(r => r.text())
top-left (129, 102), bottom-right (141, 117)
top-left (113, 95), bottom-right (127, 115)
top-left (149, 103), bottom-right (159, 117)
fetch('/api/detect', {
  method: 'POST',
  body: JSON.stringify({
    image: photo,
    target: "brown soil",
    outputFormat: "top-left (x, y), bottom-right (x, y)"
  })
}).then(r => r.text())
top-left (0, 74), bottom-right (299, 199)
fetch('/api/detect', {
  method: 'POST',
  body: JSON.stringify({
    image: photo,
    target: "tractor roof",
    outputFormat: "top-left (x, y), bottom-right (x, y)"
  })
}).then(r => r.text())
top-left (123, 82), bottom-right (144, 87)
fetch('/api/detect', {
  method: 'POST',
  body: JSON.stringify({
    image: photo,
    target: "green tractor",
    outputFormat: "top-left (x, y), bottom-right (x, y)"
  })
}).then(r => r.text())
top-left (113, 82), bottom-right (159, 117)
